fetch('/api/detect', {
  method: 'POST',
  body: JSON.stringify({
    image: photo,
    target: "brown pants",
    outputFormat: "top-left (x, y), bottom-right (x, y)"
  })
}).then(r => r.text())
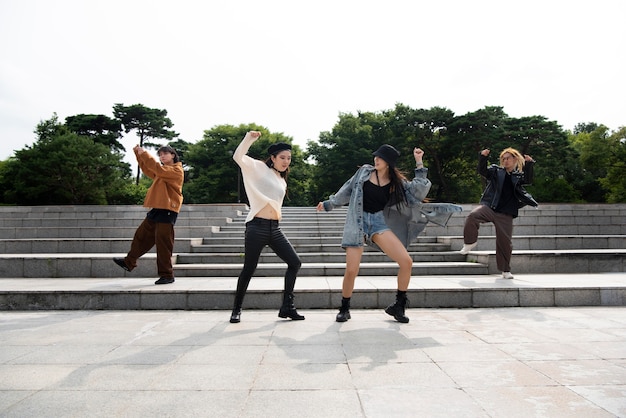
top-left (124, 218), bottom-right (175, 278)
top-left (463, 205), bottom-right (513, 272)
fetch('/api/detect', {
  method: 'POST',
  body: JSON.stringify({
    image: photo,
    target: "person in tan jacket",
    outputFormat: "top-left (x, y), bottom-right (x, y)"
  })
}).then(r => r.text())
top-left (113, 145), bottom-right (184, 284)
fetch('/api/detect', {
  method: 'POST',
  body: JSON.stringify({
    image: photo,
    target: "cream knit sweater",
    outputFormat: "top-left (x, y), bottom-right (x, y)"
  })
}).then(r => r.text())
top-left (233, 132), bottom-right (287, 223)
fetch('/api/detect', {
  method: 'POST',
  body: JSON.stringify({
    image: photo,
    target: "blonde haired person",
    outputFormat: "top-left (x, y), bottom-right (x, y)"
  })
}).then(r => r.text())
top-left (460, 147), bottom-right (538, 279)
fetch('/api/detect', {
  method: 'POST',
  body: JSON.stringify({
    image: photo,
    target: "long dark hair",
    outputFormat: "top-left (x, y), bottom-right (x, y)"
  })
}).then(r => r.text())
top-left (388, 167), bottom-right (408, 210)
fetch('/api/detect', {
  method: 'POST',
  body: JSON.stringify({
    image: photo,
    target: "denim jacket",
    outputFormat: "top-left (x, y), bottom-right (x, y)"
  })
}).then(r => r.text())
top-left (321, 164), bottom-right (462, 249)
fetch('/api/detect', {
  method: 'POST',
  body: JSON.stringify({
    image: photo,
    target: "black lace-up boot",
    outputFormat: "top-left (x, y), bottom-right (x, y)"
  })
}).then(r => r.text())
top-left (278, 292), bottom-right (305, 320)
top-left (336, 297), bottom-right (351, 322)
top-left (230, 292), bottom-right (244, 323)
top-left (384, 291), bottom-right (410, 323)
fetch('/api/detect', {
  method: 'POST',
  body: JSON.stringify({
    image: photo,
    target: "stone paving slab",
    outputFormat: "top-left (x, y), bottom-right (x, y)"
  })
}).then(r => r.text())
top-left (0, 307), bottom-right (625, 417)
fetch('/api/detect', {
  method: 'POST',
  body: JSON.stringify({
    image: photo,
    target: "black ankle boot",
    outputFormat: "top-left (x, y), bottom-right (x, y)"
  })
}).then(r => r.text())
top-left (230, 292), bottom-right (244, 323)
top-left (336, 297), bottom-right (351, 322)
top-left (384, 291), bottom-right (409, 323)
top-left (230, 308), bottom-right (241, 323)
top-left (278, 292), bottom-right (305, 320)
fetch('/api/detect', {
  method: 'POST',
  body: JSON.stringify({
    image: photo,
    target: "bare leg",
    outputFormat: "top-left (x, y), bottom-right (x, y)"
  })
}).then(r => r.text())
top-left (342, 247), bottom-right (364, 298)
top-left (372, 230), bottom-right (413, 323)
top-left (372, 231), bottom-right (413, 290)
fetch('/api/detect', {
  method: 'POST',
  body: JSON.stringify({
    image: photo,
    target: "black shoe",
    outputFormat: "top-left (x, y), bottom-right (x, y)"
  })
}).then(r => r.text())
top-left (278, 306), bottom-right (305, 320)
top-left (154, 277), bottom-right (175, 285)
top-left (385, 303), bottom-right (409, 323)
top-left (113, 257), bottom-right (130, 272)
top-left (336, 297), bottom-right (351, 322)
top-left (230, 309), bottom-right (241, 323)
top-left (336, 310), bottom-right (351, 322)
top-left (278, 293), bottom-right (305, 320)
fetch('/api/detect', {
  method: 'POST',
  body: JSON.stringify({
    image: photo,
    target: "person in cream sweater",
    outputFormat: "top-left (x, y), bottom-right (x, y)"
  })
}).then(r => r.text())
top-left (229, 131), bottom-right (305, 323)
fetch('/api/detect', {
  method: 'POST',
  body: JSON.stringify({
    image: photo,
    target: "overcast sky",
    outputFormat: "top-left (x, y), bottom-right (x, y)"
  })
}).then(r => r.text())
top-left (1, 0), bottom-right (624, 163)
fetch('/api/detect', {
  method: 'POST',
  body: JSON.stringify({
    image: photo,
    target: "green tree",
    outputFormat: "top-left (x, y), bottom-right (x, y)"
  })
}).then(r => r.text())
top-left (568, 125), bottom-right (613, 202)
top-left (1, 116), bottom-right (132, 205)
top-left (184, 124), bottom-right (311, 205)
top-left (573, 122), bottom-right (600, 134)
top-left (308, 105), bottom-right (586, 204)
top-left (65, 114), bottom-right (124, 151)
top-left (167, 138), bottom-right (192, 165)
top-left (502, 115), bottom-right (577, 203)
top-left (307, 111), bottom-right (391, 202)
top-left (599, 126), bottom-right (626, 203)
top-left (392, 104), bottom-right (459, 201)
top-left (309, 105), bottom-right (491, 203)
top-left (0, 159), bottom-right (10, 205)
top-left (113, 103), bottom-right (178, 184)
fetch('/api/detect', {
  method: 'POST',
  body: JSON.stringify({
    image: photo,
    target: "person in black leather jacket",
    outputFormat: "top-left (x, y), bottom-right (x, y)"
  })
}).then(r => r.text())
top-left (460, 147), bottom-right (538, 279)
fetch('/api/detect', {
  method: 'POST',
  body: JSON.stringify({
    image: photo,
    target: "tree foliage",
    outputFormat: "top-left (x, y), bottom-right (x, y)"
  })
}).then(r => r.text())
top-left (307, 104), bottom-right (583, 204)
top-left (183, 124), bottom-right (312, 205)
top-left (1, 116), bottom-right (133, 205)
top-left (65, 114), bottom-right (124, 151)
top-left (113, 103), bottom-right (178, 184)
top-left (1, 103), bottom-right (623, 206)
top-left (589, 126), bottom-right (626, 203)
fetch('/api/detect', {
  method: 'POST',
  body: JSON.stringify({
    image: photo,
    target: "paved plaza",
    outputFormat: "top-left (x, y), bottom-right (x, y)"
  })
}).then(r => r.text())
top-left (1, 306), bottom-right (625, 417)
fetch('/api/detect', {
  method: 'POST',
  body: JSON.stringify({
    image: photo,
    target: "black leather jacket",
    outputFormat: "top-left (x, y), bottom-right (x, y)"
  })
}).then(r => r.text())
top-left (478, 153), bottom-right (538, 217)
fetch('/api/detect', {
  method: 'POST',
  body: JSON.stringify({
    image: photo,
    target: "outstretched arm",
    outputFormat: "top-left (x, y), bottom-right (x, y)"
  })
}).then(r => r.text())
top-left (233, 131), bottom-right (262, 170)
top-left (404, 147), bottom-right (431, 204)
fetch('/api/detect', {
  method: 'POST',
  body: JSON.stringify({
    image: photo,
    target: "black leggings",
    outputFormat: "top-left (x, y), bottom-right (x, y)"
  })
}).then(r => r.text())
top-left (233, 217), bottom-right (301, 307)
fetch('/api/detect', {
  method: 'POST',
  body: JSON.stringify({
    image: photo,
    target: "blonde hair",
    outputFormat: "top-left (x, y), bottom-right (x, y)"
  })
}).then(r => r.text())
top-left (499, 147), bottom-right (524, 172)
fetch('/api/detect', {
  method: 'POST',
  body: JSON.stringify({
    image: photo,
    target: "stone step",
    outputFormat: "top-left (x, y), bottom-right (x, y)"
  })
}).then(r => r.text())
top-left (2, 204), bottom-right (623, 226)
top-left (2, 204), bottom-right (625, 281)
top-left (439, 235), bottom-right (626, 251)
top-left (0, 254), bottom-right (488, 278)
top-left (0, 238), bottom-right (200, 254)
top-left (0, 226), bottom-right (223, 239)
top-left (2, 204), bottom-right (625, 230)
top-left (190, 241), bottom-right (451, 253)
top-left (0, 217), bottom-right (237, 228)
top-left (1, 273), bottom-right (625, 310)
top-left (1, 250), bottom-right (624, 278)
top-left (3, 221), bottom-right (623, 239)
top-left (0, 219), bottom-right (626, 239)
top-left (176, 251), bottom-right (468, 264)
top-left (175, 262), bottom-right (489, 277)
top-left (0, 239), bottom-right (423, 254)
top-left (467, 249), bottom-right (626, 275)
top-left (2, 235), bottom-right (623, 254)
top-left (3, 223), bottom-right (624, 240)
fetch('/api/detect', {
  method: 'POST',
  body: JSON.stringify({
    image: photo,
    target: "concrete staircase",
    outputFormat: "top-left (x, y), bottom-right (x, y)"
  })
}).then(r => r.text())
top-left (1, 204), bottom-right (625, 310)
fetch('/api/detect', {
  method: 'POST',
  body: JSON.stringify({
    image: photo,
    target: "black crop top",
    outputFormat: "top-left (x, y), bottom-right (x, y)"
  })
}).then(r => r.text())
top-left (363, 180), bottom-right (391, 213)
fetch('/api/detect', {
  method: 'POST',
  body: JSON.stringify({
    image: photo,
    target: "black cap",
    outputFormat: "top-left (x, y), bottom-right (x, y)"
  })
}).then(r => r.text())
top-left (268, 142), bottom-right (292, 155)
top-left (372, 144), bottom-right (400, 168)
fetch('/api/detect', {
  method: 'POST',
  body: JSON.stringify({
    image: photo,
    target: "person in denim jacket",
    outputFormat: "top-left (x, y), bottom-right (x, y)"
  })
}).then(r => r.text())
top-left (317, 144), bottom-right (455, 323)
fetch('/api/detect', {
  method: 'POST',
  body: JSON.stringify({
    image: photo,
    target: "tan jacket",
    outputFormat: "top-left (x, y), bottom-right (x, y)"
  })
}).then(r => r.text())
top-left (137, 152), bottom-right (184, 213)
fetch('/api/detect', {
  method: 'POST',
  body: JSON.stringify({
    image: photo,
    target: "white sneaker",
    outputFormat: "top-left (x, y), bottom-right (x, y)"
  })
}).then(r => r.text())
top-left (459, 242), bottom-right (477, 254)
top-left (502, 271), bottom-right (514, 279)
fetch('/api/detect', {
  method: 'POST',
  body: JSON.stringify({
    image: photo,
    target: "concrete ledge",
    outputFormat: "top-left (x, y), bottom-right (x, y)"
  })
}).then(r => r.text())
top-left (1, 274), bottom-right (625, 310)
top-left (439, 235), bottom-right (626, 251)
top-left (467, 249), bottom-right (626, 274)
top-left (3, 249), bottom-right (624, 278)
